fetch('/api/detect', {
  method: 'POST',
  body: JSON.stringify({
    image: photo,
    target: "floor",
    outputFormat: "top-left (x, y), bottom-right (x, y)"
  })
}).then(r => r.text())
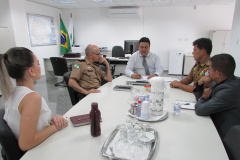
top-left (0, 72), bottom-right (185, 159)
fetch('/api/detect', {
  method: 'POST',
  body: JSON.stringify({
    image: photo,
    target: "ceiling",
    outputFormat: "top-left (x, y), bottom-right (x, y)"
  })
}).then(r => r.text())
top-left (27, 0), bottom-right (236, 9)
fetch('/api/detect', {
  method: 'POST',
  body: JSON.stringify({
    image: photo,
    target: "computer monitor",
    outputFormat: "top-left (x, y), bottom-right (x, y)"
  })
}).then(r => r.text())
top-left (124, 40), bottom-right (139, 54)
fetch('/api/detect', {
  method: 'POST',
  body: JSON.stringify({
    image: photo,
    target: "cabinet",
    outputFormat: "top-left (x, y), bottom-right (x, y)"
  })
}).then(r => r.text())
top-left (183, 55), bottom-right (195, 75)
top-left (210, 30), bottom-right (231, 56)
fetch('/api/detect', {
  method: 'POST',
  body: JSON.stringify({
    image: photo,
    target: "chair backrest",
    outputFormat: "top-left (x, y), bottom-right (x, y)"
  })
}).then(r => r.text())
top-left (112, 46), bottom-right (124, 57)
top-left (98, 64), bottom-right (108, 85)
top-left (223, 124), bottom-right (240, 160)
top-left (0, 109), bottom-right (25, 160)
top-left (50, 57), bottom-right (69, 76)
top-left (63, 71), bottom-right (79, 106)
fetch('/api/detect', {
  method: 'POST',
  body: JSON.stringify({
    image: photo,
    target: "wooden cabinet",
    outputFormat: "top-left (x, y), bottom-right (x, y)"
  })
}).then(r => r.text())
top-left (210, 30), bottom-right (231, 56)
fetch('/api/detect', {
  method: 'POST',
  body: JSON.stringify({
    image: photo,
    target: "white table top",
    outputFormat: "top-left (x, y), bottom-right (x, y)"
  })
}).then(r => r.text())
top-left (21, 76), bottom-right (228, 160)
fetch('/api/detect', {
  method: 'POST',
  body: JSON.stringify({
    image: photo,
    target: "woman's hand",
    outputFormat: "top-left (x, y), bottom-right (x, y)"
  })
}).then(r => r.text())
top-left (50, 116), bottom-right (68, 130)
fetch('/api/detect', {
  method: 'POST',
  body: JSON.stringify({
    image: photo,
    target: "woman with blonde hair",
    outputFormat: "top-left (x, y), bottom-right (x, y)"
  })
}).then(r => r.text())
top-left (0, 47), bottom-right (68, 151)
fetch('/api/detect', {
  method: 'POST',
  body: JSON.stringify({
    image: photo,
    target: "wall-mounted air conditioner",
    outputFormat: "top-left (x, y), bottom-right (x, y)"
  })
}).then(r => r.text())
top-left (108, 7), bottom-right (142, 18)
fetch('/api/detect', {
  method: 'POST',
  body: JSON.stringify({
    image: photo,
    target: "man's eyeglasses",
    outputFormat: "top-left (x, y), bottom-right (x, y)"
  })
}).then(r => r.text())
top-left (139, 46), bottom-right (149, 49)
top-left (92, 52), bottom-right (101, 56)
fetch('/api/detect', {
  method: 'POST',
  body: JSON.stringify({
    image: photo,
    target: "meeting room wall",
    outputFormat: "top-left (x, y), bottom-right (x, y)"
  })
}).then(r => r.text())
top-left (0, 0), bottom-right (16, 52)
top-left (2, 0), bottom-right (62, 76)
top-left (229, 0), bottom-right (240, 76)
top-left (61, 5), bottom-right (234, 70)
top-left (1, 0), bottom-right (236, 76)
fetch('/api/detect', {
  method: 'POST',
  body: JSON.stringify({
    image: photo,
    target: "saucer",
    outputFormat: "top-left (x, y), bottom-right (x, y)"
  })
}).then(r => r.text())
top-left (138, 131), bottom-right (155, 144)
top-left (127, 109), bottom-right (168, 122)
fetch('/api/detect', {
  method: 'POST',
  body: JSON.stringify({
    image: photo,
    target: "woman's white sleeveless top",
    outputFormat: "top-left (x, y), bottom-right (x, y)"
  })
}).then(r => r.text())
top-left (4, 86), bottom-right (51, 139)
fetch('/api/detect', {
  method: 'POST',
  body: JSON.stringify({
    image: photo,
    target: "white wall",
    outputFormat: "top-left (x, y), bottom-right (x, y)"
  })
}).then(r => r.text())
top-left (0, 0), bottom-right (16, 50)
top-left (229, 0), bottom-right (240, 76)
top-left (62, 5), bottom-right (234, 70)
top-left (6, 0), bottom-right (62, 75)
top-left (1, 0), bottom-right (235, 75)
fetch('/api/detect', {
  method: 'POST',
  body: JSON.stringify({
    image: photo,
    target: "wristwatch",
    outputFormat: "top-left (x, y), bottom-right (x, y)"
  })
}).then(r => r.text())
top-left (198, 97), bottom-right (206, 101)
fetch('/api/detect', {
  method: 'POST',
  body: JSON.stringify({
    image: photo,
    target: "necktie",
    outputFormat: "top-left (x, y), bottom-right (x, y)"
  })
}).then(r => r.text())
top-left (142, 56), bottom-right (150, 75)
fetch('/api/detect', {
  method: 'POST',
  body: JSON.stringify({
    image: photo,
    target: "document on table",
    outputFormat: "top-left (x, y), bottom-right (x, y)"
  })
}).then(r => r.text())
top-left (176, 100), bottom-right (196, 110)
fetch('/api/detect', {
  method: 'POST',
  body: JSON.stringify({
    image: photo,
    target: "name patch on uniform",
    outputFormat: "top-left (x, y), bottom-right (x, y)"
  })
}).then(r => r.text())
top-left (88, 70), bottom-right (93, 72)
top-left (74, 64), bottom-right (80, 68)
top-left (204, 70), bottom-right (210, 75)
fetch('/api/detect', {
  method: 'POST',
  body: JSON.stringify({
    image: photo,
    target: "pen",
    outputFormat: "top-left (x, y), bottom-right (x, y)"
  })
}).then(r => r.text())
top-left (78, 117), bottom-right (89, 121)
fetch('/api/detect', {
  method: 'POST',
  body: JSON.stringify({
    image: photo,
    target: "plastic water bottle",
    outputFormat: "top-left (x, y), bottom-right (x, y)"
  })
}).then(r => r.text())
top-left (137, 100), bottom-right (142, 117)
top-left (141, 101), bottom-right (149, 120)
top-left (174, 104), bottom-right (181, 116)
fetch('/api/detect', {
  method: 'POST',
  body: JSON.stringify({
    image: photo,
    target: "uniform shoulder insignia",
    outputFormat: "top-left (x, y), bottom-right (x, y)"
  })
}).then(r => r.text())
top-left (73, 64), bottom-right (80, 69)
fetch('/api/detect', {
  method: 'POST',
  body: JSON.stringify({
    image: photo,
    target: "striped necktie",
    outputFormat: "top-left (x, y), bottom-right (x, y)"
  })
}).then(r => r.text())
top-left (142, 56), bottom-right (150, 75)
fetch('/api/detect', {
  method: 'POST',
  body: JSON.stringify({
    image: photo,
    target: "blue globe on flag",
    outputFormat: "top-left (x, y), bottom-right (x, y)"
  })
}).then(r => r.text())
top-left (61, 33), bottom-right (66, 45)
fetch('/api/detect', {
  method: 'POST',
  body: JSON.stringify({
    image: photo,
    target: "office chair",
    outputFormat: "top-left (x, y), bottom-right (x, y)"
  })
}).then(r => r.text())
top-left (0, 109), bottom-right (25, 160)
top-left (223, 124), bottom-right (240, 160)
top-left (63, 71), bottom-right (82, 106)
top-left (50, 57), bottom-right (69, 87)
top-left (111, 46), bottom-right (125, 78)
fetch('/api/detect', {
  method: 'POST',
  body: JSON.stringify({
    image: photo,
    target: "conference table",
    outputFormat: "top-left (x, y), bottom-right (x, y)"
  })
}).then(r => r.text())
top-left (43, 56), bottom-right (128, 80)
top-left (21, 76), bottom-right (228, 160)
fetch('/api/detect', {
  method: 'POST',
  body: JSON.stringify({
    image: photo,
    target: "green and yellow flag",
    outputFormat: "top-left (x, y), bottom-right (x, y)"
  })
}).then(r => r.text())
top-left (60, 17), bottom-right (71, 54)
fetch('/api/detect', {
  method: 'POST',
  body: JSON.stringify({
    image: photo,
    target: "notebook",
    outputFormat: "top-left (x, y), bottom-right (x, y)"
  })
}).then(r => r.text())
top-left (70, 114), bottom-right (102, 127)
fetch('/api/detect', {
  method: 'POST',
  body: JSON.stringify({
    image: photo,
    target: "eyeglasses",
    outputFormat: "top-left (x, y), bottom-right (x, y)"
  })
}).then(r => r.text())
top-left (92, 52), bottom-right (101, 56)
top-left (139, 46), bottom-right (149, 49)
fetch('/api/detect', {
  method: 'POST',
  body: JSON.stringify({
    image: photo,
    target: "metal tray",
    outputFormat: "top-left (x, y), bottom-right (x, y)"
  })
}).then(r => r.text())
top-left (101, 127), bottom-right (158, 160)
top-left (127, 109), bottom-right (168, 122)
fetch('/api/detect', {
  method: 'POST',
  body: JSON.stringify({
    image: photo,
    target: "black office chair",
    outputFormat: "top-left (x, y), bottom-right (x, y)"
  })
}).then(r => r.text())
top-left (111, 46), bottom-right (124, 78)
top-left (96, 63), bottom-right (108, 86)
top-left (112, 46), bottom-right (125, 57)
top-left (50, 57), bottom-right (69, 87)
top-left (63, 71), bottom-right (81, 106)
top-left (223, 124), bottom-right (240, 160)
top-left (0, 109), bottom-right (25, 160)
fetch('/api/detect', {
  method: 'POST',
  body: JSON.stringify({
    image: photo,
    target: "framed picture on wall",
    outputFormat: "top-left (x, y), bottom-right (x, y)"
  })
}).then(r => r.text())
top-left (27, 13), bottom-right (57, 46)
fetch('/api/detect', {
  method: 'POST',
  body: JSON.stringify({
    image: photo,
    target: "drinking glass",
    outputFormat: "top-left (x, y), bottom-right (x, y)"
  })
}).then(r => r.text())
top-left (138, 123), bottom-right (151, 144)
top-left (115, 124), bottom-right (130, 157)
top-left (130, 132), bottom-right (143, 160)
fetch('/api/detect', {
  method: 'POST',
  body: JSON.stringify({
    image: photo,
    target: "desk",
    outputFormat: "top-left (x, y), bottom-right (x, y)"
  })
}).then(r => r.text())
top-left (43, 57), bottom-right (128, 80)
top-left (21, 76), bottom-right (228, 160)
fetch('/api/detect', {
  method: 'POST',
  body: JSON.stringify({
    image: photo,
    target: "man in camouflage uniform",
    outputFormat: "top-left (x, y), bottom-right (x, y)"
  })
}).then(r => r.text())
top-left (69, 44), bottom-right (112, 98)
top-left (170, 38), bottom-right (212, 93)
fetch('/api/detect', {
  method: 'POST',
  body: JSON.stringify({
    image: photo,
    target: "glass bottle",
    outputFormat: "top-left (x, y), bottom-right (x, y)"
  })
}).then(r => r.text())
top-left (89, 102), bottom-right (101, 137)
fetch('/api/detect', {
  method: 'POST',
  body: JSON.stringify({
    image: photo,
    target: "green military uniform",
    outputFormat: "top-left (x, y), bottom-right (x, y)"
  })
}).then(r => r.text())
top-left (70, 57), bottom-right (106, 90)
top-left (187, 58), bottom-right (211, 88)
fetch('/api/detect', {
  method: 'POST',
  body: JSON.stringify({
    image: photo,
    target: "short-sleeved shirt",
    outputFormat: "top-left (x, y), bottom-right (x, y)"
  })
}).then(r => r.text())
top-left (70, 57), bottom-right (106, 90)
top-left (187, 58), bottom-right (211, 88)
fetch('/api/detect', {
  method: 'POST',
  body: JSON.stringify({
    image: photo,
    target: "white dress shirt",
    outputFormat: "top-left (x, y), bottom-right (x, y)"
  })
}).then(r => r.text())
top-left (125, 51), bottom-right (164, 77)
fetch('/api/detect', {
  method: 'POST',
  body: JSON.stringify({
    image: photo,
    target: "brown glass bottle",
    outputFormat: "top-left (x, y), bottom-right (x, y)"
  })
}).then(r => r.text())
top-left (89, 102), bottom-right (101, 137)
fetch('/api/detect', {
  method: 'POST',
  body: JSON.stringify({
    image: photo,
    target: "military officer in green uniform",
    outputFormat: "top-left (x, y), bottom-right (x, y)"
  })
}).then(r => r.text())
top-left (170, 38), bottom-right (212, 93)
top-left (69, 44), bottom-right (112, 98)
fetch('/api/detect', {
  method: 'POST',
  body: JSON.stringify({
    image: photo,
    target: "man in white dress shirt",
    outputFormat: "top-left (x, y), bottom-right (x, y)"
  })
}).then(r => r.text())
top-left (125, 37), bottom-right (163, 79)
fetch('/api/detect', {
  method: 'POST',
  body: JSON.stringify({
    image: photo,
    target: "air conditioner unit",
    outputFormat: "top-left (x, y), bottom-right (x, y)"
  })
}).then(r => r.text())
top-left (108, 7), bottom-right (142, 18)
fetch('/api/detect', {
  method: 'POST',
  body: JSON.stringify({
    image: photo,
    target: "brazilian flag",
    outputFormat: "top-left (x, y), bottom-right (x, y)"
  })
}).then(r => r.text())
top-left (60, 17), bottom-right (71, 54)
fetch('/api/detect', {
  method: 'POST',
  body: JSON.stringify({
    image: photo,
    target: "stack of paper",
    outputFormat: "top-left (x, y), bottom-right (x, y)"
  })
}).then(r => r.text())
top-left (175, 100), bottom-right (196, 110)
